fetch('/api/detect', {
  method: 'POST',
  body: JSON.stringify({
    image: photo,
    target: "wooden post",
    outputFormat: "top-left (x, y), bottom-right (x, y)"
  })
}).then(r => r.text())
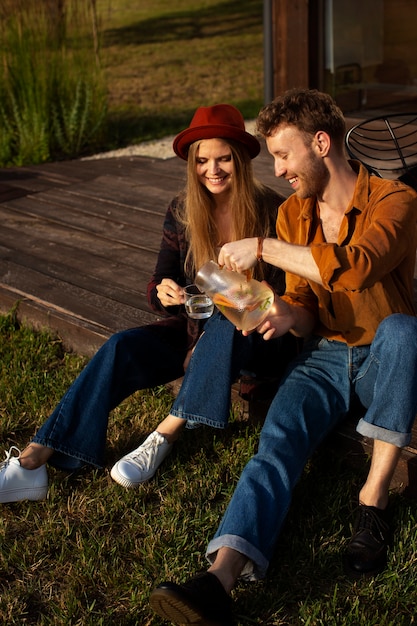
top-left (271, 0), bottom-right (309, 96)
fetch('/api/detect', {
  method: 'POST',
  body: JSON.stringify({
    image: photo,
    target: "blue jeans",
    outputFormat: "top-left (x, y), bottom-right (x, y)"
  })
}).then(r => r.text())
top-left (171, 312), bottom-right (294, 427)
top-left (206, 314), bottom-right (417, 580)
top-left (32, 320), bottom-right (188, 470)
top-left (32, 313), bottom-right (295, 470)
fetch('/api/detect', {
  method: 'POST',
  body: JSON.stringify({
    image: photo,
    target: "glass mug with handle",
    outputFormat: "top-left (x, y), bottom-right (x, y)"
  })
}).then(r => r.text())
top-left (195, 260), bottom-right (274, 331)
top-left (183, 284), bottom-right (214, 319)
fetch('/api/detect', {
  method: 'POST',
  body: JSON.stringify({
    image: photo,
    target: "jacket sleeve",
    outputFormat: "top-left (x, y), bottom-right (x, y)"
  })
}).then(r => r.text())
top-left (147, 198), bottom-right (186, 316)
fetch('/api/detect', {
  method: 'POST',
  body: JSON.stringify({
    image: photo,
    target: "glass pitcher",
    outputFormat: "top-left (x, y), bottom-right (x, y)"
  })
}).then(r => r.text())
top-left (195, 261), bottom-right (274, 331)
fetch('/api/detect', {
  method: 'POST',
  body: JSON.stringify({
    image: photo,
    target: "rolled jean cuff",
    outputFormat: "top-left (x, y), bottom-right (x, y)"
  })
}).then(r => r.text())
top-left (205, 534), bottom-right (268, 581)
top-left (170, 408), bottom-right (227, 429)
top-left (31, 436), bottom-right (95, 470)
top-left (356, 418), bottom-right (411, 448)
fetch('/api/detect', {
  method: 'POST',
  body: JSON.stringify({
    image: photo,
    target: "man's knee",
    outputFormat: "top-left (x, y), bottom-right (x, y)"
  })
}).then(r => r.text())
top-left (377, 313), bottom-right (417, 347)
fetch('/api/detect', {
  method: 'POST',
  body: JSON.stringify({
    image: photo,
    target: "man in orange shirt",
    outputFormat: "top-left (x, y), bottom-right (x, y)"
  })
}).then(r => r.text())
top-left (150, 89), bottom-right (417, 626)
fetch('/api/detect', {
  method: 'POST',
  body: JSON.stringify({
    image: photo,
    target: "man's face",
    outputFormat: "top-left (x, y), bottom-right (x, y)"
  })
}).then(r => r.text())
top-left (266, 125), bottom-right (329, 199)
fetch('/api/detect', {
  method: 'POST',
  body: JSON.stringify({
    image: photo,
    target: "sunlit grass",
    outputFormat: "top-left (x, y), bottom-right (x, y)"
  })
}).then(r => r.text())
top-left (1, 310), bottom-right (416, 625)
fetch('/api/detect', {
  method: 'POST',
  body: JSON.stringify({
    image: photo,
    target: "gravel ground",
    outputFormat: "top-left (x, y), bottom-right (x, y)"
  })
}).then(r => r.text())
top-left (83, 120), bottom-right (257, 161)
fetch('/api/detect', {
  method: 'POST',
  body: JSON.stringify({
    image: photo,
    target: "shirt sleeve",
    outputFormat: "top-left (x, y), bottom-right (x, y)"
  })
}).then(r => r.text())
top-left (276, 197), bottom-right (319, 318)
top-left (261, 188), bottom-right (287, 295)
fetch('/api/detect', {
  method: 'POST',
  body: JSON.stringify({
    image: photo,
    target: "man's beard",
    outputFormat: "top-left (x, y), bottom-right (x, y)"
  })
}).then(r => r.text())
top-left (295, 152), bottom-right (329, 199)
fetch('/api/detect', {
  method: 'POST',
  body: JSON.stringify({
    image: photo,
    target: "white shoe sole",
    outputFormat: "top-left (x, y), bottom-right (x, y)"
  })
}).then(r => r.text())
top-left (110, 460), bottom-right (166, 487)
top-left (0, 486), bottom-right (48, 503)
top-left (110, 465), bottom-right (145, 488)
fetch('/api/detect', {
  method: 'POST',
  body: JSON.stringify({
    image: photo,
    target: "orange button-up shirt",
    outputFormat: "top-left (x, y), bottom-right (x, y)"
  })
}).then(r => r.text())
top-left (278, 161), bottom-right (417, 346)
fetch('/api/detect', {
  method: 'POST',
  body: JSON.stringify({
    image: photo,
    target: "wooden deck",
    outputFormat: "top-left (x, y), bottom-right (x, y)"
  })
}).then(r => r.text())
top-left (1, 135), bottom-right (417, 495)
top-left (0, 144), bottom-right (288, 356)
top-left (0, 154), bottom-right (185, 356)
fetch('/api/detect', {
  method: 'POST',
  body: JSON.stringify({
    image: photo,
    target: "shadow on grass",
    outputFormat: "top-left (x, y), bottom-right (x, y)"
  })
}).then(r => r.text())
top-left (102, 0), bottom-right (262, 48)
top-left (103, 109), bottom-right (196, 147)
top-left (102, 97), bottom-right (264, 151)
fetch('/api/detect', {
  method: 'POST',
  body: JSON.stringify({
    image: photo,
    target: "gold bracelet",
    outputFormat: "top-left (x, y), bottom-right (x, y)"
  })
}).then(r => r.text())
top-left (256, 237), bottom-right (264, 262)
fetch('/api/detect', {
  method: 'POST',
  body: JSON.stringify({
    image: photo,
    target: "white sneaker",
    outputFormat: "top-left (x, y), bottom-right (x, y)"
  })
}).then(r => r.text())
top-left (0, 446), bottom-right (48, 503)
top-left (110, 431), bottom-right (173, 488)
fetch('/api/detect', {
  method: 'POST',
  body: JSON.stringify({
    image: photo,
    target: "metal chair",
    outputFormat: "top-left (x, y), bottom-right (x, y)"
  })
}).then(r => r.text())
top-left (345, 112), bottom-right (417, 191)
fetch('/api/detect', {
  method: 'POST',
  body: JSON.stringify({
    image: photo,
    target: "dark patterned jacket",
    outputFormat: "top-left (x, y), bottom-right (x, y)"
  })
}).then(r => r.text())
top-left (146, 189), bottom-right (286, 350)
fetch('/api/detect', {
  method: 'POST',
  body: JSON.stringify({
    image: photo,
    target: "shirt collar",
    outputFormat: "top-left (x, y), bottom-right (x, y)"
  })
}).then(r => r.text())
top-left (347, 159), bottom-right (371, 214)
top-left (299, 159), bottom-right (369, 221)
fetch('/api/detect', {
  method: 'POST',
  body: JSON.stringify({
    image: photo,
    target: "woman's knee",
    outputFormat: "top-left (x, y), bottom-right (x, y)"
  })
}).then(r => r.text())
top-left (98, 328), bottom-right (146, 360)
top-left (99, 330), bottom-right (127, 354)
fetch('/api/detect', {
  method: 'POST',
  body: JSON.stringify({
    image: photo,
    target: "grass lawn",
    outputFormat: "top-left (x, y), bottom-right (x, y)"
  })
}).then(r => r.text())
top-left (1, 312), bottom-right (417, 625)
top-left (97, 0), bottom-right (265, 149)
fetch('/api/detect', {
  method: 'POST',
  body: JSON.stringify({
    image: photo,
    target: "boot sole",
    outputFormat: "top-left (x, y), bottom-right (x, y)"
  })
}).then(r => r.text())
top-left (150, 587), bottom-right (224, 626)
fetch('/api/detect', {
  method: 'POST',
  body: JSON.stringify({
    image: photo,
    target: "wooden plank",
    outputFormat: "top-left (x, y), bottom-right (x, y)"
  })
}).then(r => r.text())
top-left (0, 284), bottom-right (110, 356)
top-left (15, 159), bottom-right (114, 184)
top-left (112, 154), bottom-right (186, 178)
top-left (0, 234), bottom-right (151, 307)
top-left (0, 161), bottom-right (99, 193)
top-left (0, 207), bottom-right (159, 272)
top-left (0, 155), bottom-right (183, 196)
top-left (329, 419), bottom-right (417, 498)
top-left (0, 198), bottom-right (163, 252)
top-left (67, 176), bottom-right (181, 213)
top-left (97, 156), bottom-right (187, 182)
top-left (0, 183), bottom-right (30, 202)
top-left (32, 182), bottom-right (171, 222)
top-left (0, 259), bottom-right (157, 331)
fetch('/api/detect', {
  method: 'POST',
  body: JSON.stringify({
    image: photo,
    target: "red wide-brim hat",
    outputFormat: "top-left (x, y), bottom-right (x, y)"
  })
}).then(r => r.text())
top-left (173, 104), bottom-right (260, 160)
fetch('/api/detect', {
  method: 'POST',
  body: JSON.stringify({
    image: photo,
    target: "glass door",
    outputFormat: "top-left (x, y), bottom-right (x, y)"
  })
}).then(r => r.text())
top-left (323, 0), bottom-right (417, 113)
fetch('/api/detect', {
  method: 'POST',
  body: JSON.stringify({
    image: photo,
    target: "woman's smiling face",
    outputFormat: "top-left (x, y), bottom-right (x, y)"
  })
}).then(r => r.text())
top-left (195, 138), bottom-right (234, 197)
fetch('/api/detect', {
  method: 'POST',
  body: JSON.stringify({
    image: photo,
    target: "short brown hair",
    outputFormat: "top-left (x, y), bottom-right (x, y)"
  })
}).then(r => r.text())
top-left (256, 89), bottom-right (346, 151)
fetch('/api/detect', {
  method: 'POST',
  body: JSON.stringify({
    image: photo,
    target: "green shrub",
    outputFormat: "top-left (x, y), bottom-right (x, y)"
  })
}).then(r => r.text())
top-left (0, 0), bottom-right (107, 166)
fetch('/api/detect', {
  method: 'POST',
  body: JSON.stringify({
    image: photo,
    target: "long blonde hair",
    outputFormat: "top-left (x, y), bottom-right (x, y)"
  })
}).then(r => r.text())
top-left (176, 138), bottom-right (273, 279)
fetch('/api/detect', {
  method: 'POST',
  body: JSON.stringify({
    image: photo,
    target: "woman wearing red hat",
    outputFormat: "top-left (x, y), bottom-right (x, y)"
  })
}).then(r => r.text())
top-left (0, 104), bottom-right (296, 503)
